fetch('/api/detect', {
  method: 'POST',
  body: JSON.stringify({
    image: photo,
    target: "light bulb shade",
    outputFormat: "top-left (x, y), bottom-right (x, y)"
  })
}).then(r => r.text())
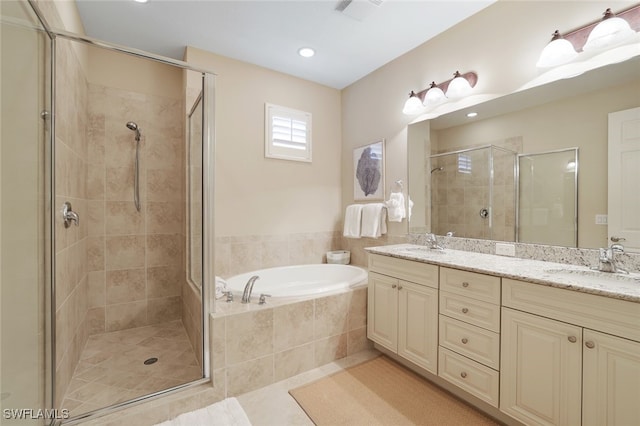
top-left (583, 16), bottom-right (635, 51)
top-left (536, 37), bottom-right (578, 68)
top-left (402, 92), bottom-right (423, 115)
top-left (445, 73), bottom-right (473, 99)
top-left (423, 84), bottom-right (446, 106)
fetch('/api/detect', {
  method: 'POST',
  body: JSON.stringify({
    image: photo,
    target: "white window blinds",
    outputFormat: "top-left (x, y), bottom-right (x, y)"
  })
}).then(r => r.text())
top-left (265, 104), bottom-right (312, 162)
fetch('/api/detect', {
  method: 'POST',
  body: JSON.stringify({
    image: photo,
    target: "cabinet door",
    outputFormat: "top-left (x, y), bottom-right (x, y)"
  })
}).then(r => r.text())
top-left (398, 280), bottom-right (438, 374)
top-left (583, 329), bottom-right (640, 426)
top-left (367, 272), bottom-right (398, 351)
top-left (500, 308), bottom-right (582, 426)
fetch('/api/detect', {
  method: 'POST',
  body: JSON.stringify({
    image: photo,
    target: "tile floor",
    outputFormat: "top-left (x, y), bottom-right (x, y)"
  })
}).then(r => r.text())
top-left (236, 348), bottom-right (381, 425)
top-left (62, 320), bottom-right (201, 418)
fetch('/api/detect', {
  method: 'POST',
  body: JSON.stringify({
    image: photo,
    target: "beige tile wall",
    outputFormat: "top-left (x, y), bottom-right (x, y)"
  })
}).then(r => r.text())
top-left (54, 38), bottom-right (90, 407)
top-left (85, 83), bottom-right (185, 335)
top-left (210, 287), bottom-right (371, 397)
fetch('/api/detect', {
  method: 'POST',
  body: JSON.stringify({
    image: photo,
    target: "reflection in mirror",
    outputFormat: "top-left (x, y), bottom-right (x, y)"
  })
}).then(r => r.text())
top-left (517, 148), bottom-right (578, 247)
top-left (429, 145), bottom-right (516, 241)
top-left (407, 56), bottom-right (640, 249)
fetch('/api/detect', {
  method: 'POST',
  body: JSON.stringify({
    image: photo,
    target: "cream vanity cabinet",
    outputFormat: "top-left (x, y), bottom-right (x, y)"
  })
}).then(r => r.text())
top-left (501, 278), bottom-right (640, 426)
top-left (438, 267), bottom-right (501, 407)
top-left (367, 254), bottom-right (439, 374)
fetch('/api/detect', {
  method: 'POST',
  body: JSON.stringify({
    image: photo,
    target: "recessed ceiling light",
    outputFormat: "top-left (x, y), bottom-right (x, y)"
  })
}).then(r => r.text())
top-left (298, 47), bottom-right (315, 58)
top-left (466, 112), bottom-right (478, 118)
top-left (134, 0), bottom-right (148, 3)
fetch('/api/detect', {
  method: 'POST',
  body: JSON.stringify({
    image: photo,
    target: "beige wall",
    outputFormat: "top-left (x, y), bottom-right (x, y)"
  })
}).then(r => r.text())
top-left (184, 47), bottom-right (344, 276)
top-left (341, 0), bottom-right (637, 242)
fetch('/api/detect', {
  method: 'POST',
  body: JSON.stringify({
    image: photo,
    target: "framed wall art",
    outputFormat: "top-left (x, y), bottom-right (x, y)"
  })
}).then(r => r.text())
top-left (353, 139), bottom-right (385, 201)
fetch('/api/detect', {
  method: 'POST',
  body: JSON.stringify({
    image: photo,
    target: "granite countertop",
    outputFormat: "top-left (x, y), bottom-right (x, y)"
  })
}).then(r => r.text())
top-left (365, 244), bottom-right (640, 303)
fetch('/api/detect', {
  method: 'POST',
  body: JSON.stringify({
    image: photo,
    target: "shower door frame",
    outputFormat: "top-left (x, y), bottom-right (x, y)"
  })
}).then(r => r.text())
top-left (26, 1), bottom-right (218, 422)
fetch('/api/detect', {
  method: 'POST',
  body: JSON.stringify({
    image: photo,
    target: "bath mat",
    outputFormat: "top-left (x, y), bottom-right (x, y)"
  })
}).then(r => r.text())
top-left (153, 397), bottom-right (251, 426)
top-left (289, 356), bottom-right (498, 426)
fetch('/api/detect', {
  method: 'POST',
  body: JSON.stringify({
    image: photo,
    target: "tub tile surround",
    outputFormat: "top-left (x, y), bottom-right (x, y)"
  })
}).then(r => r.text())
top-left (210, 287), bottom-right (371, 398)
top-left (370, 242), bottom-right (640, 302)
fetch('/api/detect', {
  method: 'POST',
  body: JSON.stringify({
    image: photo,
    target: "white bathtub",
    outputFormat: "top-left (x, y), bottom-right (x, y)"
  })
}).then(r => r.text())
top-left (225, 264), bottom-right (368, 298)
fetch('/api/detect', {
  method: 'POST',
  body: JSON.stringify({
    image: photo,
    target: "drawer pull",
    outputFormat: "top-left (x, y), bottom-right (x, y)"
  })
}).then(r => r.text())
top-left (461, 308), bottom-right (469, 314)
top-left (585, 341), bottom-right (595, 349)
top-left (398, 285), bottom-right (403, 290)
top-left (568, 336), bottom-right (577, 343)
top-left (392, 284), bottom-right (397, 289)
top-left (462, 282), bottom-right (469, 288)
top-left (461, 338), bottom-right (468, 344)
top-left (460, 372), bottom-right (467, 379)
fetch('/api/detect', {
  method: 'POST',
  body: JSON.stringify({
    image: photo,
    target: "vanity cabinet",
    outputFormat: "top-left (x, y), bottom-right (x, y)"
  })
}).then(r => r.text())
top-left (367, 254), bottom-right (439, 374)
top-left (438, 267), bottom-right (501, 407)
top-left (501, 278), bottom-right (640, 426)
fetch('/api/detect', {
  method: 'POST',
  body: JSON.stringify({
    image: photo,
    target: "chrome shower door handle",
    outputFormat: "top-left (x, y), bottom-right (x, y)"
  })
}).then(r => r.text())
top-left (62, 202), bottom-right (79, 228)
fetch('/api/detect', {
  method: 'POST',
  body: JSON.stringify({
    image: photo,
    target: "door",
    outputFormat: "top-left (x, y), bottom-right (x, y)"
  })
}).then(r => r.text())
top-left (583, 329), bottom-right (640, 426)
top-left (398, 280), bottom-right (438, 374)
top-left (608, 107), bottom-right (640, 252)
top-left (500, 308), bottom-right (582, 426)
top-left (367, 272), bottom-right (398, 351)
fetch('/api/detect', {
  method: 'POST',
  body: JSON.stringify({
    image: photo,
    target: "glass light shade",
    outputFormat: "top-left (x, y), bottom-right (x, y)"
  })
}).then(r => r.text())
top-left (536, 38), bottom-right (578, 68)
top-left (445, 74), bottom-right (472, 99)
top-left (423, 84), bottom-right (446, 106)
top-left (583, 16), bottom-right (635, 51)
top-left (402, 93), bottom-right (423, 115)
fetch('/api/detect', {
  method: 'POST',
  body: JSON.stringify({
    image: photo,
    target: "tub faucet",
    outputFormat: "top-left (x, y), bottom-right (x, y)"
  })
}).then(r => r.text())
top-left (594, 243), bottom-right (628, 274)
top-left (241, 275), bottom-right (260, 303)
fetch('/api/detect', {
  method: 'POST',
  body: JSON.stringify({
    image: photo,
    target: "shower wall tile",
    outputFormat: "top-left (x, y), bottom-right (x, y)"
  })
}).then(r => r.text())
top-left (106, 268), bottom-right (146, 304)
top-left (105, 300), bottom-right (147, 332)
top-left (105, 235), bottom-right (145, 270)
top-left (87, 201), bottom-right (105, 236)
top-left (105, 201), bottom-right (145, 235)
top-left (147, 168), bottom-right (182, 202)
top-left (87, 236), bottom-right (105, 272)
top-left (148, 296), bottom-right (182, 324)
top-left (105, 166), bottom-right (135, 202)
top-left (88, 271), bottom-right (106, 309)
top-left (147, 234), bottom-right (183, 268)
top-left (146, 202), bottom-right (183, 235)
top-left (87, 166), bottom-right (105, 200)
top-left (147, 266), bottom-right (182, 298)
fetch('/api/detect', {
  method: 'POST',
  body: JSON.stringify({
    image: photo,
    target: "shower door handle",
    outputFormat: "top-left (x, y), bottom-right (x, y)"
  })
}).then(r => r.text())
top-left (62, 202), bottom-right (79, 228)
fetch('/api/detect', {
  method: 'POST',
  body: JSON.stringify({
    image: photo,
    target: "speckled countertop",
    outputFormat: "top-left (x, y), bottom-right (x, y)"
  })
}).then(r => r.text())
top-left (365, 244), bottom-right (640, 303)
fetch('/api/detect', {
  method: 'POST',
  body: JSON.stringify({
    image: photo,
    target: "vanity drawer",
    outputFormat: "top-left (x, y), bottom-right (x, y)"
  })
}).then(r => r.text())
top-left (440, 291), bottom-right (500, 332)
top-left (368, 254), bottom-right (439, 289)
top-left (439, 315), bottom-right (500, 369)
top-left (440, 267), bottom-right (500, 304)
top-left (438, 347), bottom-right (499, 407)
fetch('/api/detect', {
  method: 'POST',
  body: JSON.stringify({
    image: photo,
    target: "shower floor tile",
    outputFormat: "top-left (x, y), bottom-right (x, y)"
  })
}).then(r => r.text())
top-left (63, 320), bottom-right (201, 418)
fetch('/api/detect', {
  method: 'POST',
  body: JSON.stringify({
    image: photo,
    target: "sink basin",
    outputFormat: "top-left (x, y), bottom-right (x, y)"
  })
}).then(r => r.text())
top-left (544, 268), bottom-right (640, 285)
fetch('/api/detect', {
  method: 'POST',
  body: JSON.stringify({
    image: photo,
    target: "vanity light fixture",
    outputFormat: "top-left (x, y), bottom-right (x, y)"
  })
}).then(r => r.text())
top-left (402, 71), bottom-right (478, 115)
top-left (536, 5), bottom-right (639, 69)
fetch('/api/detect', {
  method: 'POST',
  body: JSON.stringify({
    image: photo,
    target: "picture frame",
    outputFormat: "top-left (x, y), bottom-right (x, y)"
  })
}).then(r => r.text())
top-left (353, 139), bottom-right (385, 201)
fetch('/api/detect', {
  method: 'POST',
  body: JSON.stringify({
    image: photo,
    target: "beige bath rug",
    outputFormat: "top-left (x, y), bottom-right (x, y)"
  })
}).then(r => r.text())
top-left (289, 356), bottom-right (498, 426)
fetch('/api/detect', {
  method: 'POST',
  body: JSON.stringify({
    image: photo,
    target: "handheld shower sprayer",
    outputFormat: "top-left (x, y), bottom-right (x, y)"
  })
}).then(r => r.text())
top-left (126, 121), bottom-right (141, 212)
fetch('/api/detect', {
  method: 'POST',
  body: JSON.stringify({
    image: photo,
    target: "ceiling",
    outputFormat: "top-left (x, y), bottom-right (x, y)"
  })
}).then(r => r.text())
top-left (75, 0), bottom-right (496, 89)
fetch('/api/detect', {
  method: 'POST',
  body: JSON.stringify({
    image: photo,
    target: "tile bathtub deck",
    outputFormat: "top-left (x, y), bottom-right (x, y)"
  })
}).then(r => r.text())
top-left (62, 320), bottom-right (201, 418)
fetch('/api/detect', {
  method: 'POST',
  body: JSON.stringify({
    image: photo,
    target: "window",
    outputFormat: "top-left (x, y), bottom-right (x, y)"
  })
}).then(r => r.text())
top-left (458, 153), bottom-right (472, 174)
top-left (265, 103), bottom-right (312, 162)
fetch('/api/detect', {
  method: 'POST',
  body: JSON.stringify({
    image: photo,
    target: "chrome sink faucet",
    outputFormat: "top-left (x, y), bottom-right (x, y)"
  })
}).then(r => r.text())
top-left (241, 275), bottom-right (260, 303)
top-left (425, 233), bottom-right (443, 250)
top-left (595, 244), bottom-right (628, 274)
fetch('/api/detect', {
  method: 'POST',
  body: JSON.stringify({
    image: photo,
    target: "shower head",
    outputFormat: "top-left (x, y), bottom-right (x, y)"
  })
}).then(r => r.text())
top-left (431, 167), bottom-right (444, 174)
top-left (126, 121), bottom-right (141, 141)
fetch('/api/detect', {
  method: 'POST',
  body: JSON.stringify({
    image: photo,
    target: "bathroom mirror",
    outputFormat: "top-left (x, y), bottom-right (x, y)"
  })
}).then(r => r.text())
top-left (407, 55), bottom-right (640, 249)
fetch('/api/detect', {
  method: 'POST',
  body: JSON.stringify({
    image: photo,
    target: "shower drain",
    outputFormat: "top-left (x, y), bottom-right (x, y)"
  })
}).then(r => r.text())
top-left (144, 357), bottom-right (158, 365)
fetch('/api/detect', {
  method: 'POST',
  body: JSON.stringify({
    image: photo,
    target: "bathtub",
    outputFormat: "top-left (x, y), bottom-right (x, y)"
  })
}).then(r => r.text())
top-left (225, 264), bottom-right (368, 298)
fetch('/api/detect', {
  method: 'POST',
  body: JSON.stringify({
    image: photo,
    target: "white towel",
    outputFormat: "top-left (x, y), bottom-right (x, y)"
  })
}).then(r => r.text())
top-left (215, 276), bottom-right (228, 299)
top-left (361, 203), bottom-right (387, 238)
top-left (153, 397), bottom-right (251, 426)
top-left (343, 204), bottom-right (363, 238)
top-left (385, 192), bottom-right (406, 222)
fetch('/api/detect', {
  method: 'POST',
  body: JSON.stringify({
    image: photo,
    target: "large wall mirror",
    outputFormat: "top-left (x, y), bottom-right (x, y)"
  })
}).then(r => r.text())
top-left (407, 55), bottom-right (640, 249)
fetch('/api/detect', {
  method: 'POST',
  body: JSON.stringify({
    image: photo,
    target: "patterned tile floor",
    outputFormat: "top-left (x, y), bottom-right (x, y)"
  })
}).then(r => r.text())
top-left (62, 320), bottom-right (202, 417)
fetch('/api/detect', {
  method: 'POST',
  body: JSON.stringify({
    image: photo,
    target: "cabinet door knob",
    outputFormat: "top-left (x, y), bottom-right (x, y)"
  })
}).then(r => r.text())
top-left (585, 341), bottom-right (595, 349)
top-left (398, 285), bottom-right (403, 290)
top-left (391, 284), bottom-right (397, 289)
top-left (461, 338), bottom-right (468, 344)
top-left (568, 336), bottom-right (577, 343)
top-left (462, 308), bottom-right (469, 314)
top-left (462, 282), bottom-right (469, 288)
top-left (460, 372), bottom-right (467, 378)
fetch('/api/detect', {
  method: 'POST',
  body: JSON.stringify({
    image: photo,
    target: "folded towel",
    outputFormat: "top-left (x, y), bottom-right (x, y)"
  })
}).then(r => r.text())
top-left (361, 203), bottom-right (387, 238)
top-left (343, 204), bottom-right (364, 238)
top-left (385, 192), bottom-right (406, 222)
top-left (215, 276), bottom-right (228, 299)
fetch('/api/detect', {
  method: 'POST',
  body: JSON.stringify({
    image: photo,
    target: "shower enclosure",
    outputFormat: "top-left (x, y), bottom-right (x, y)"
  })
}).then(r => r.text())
top-left (1, 1), bottom-right (215, 423)
top-left (429, 145), bottom-right (517, 241)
